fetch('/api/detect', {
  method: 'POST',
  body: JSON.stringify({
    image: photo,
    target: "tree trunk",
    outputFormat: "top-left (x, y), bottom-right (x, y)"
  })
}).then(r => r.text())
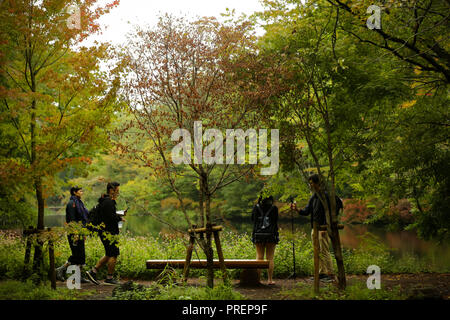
top-left (35, 178), bottom-right (45, 230)
top-left (31, 90), bottom-right (45, 274)
top-left (327, 188), bottom-right (346, 290)
top-left (32, 178), bottom-right (45, 274)
top-left (312, 221), bottom-right (320, 294)
top-left (199, 176), bottom-right (205, 227)
top-left (205, 190), bottom-right (214, 288)
top-left (326, 115), bottom-right (346, 291)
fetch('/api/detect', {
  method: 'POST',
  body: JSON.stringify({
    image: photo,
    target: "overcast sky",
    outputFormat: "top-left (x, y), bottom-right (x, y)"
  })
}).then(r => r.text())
top-left (85, 0), bottom-right (266, 45)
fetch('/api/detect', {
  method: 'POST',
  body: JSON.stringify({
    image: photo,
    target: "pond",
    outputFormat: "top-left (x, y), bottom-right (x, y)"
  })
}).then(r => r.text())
top-left (44, 213), bottom-right (450, 270)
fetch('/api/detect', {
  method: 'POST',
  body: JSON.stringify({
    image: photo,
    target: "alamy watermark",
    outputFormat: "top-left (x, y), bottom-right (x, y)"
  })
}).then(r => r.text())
top-left (366, 265), bottom-right (381, 289)
top-left (171, 121), bottom-right (279, 176)
top-left (367, 5), bottom-right (381, 30)
top-left (66, 265), bottom-right (81, 289)
top-left (66, 4), bottom-right (81, 30)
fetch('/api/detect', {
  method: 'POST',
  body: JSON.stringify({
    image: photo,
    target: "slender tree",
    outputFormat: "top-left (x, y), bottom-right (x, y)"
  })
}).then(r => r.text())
top-left (116, 14), bottom-right (283, 287)
top-left (0, 0), bottom-right (120, 271)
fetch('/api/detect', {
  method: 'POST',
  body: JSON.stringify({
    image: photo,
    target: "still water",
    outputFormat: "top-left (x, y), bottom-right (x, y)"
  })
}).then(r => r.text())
top-left (45, 214), bottom-right (450, 270)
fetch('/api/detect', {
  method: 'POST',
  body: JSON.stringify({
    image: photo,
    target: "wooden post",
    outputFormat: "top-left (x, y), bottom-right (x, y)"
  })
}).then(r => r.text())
top-left (23, 226), bottom-right (34, 278)
top-left (205, 223), bottom-right (214, 288)
top-left (48, 239), bottom-right (56, 290)
top-left (213, 230), bottom-right (228, 284)
top-left (24, 237), bottom-right (32, 265)
top-left (183, 234), bottom-right (195, 282)
top-left (47, 228), bottom-right (56, 290)
top-left (32, 239), bottom-right (44, 275)
top-left (312, 221), bottom-right (320, 294)
top-left (182, 225), bottom-right (228, 285)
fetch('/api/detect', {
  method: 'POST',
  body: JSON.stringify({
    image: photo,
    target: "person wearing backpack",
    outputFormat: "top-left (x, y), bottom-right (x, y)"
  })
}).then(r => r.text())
top-left (56, 186), bottom-right (90, 283)
top-left (251, 195), bottom-right (279, 285)
top-left (85, 182), bottom-right (125, 285)
top-left (290, 174), bottom-right (343, 283)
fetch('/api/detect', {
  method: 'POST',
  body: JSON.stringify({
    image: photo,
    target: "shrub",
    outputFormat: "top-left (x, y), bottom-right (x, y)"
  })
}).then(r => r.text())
top-left (0, 228), bottom-right (444, 285)
top-left (341, 199), bottom-right (373, 224)
top-left (278, 280), bottom-right (407, 300)
top-left (0, 280), bottom-right (93, 300)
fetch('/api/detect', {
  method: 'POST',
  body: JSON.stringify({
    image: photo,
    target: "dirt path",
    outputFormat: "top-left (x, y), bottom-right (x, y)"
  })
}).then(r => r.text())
top-left (56, 273), bottom-right (450, 300)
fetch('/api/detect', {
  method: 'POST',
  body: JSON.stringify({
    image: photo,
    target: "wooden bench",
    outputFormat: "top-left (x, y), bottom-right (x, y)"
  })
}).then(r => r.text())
top-left (146, 259), bottom-right (269, 269)
top-left (146, 259), bottom-right (269, 285)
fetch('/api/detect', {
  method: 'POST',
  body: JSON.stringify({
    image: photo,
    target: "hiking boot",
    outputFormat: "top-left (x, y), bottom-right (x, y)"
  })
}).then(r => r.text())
top-left (80, 277), bottom-right (90, 284)
top-left (309, 274), bottom-right (326, 281)
top-left (320, 275), bottom-right (334, 283)
top-left (85, 270), bottom-right (100, 285)
top-left (56, 266), bottom-right (66, 282)
top-left (104, 278), bottom-right (121, 286)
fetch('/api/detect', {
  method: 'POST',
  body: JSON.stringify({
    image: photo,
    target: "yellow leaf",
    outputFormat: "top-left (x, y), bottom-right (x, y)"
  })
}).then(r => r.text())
top-left (400, 100), bottom-right (416, 109)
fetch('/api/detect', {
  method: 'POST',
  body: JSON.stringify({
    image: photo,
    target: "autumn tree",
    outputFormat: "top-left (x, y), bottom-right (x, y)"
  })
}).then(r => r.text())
top-left (0, 0), bottom-right (120, 271)
top-left (115, 14), bottom-right (283, 287)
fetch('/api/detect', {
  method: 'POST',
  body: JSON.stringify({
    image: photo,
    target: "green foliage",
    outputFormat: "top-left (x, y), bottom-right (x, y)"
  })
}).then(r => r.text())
top-left (278, 281), bottom-right (407, 300)
top-left (0, 192), bottom-right (34, 229)
top-left (110, 280), bottom-right (245, 300)
top-left (1, 229), bottom-right (447, 287)
top-left (110, 268), bottom-right (245, 300)
top-left (253, 0), bottom-right (449, 242)
top-left (343, 233), bottom-right (392, 275)
top-left (0, 280), bottom-right (94, 300)
top-left (216, 179), bottom-right (264, 218)
top-left (0, 232), bottom-right (26, 280)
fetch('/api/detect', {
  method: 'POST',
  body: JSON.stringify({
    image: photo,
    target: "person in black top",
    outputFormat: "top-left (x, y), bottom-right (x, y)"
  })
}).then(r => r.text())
top-left (86, 182), bottom-right (125, 285)
top-left (56, 186), bottom-right (90, 283)
top-left (251, 195), bottom-right (279, 285)
top-left (290, 174), bottom-right (343, 282)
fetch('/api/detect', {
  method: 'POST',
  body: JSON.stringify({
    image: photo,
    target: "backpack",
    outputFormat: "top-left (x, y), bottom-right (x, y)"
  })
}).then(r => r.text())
top-left (86, 204), bottom-right (102, 231)
top-left (253, 204), bottom-right (276, 242)
top-left (328, 195), bottom-right (343, 217)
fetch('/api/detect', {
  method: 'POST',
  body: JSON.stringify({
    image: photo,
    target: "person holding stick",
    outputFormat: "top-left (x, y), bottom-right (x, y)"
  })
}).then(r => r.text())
top-left (290, 174), bottom-right (343, 283)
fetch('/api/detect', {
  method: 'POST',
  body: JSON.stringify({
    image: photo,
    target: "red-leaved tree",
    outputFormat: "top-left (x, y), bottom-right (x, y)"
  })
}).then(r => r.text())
top-left (115, 14), bottom-right (283, 287)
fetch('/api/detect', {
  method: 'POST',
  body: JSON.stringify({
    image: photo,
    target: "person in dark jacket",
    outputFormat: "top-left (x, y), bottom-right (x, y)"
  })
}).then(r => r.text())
top-left (86, 182), bottom-right (125, 285)
top-left (251, 195), bottom-right (279, 285)
top-left (56, 186), bottom-right (90, 283)
top-left (291, 174), bottom-right (343, 283)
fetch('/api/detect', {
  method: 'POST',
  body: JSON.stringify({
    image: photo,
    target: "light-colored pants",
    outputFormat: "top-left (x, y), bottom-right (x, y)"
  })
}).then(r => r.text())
top-left (311, 229), bottom-right (334, 275)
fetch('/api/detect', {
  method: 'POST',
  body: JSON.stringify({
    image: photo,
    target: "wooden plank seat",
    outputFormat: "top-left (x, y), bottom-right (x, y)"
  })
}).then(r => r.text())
top-left (146, 259), bottom-right (269, 270)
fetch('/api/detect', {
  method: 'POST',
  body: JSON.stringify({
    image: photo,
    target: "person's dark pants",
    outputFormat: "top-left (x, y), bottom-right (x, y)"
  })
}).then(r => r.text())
top-left (99, 232), bottom-right (120, 258)
top-left (67, 235), bottom-right (86, 265)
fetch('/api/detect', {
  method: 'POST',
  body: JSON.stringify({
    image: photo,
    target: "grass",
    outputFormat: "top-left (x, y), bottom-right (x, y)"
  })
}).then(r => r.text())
top-left (0, 228), bottom-right (448, 284)
top-left (110, 282), bottom-right (245, 300)
top-left (0, 280), bottom-right (95, 300)
top-left (278, 281), bottom-right (408, 300)
top-left (110, 268), bottom-right (245, 300)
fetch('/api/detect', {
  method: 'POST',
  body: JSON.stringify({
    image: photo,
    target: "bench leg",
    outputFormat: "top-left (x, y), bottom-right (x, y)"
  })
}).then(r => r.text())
top-left (48, 240), bottom-right (56, 290)
top-left (213, 231), bottom-right (228, 285)
top-left (239, 269), bottom-right (261, 286)
top-left (23, 237), bottom-right (32, 278)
